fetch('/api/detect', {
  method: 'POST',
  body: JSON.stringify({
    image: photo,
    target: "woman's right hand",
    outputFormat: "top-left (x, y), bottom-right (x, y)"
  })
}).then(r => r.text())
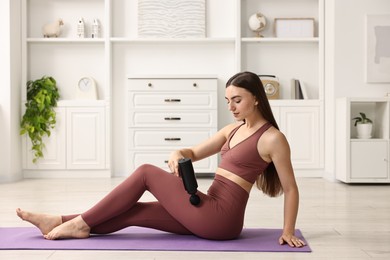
top-left (168, 150), bottom-right (185, 176)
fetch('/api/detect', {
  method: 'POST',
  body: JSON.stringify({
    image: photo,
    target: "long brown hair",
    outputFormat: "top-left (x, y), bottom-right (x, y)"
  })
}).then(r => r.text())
top-left (226, 71), bottom-right (283, 197)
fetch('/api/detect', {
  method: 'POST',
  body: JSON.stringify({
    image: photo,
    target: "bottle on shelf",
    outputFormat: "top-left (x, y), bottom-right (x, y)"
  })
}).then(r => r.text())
top-left (91, 19), bottom-right (100, 38)
top-left (77, 18), bottom-right (85, 38)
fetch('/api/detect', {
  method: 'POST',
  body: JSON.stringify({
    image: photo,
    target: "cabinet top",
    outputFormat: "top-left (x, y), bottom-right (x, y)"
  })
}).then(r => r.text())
top-left (57, 100), bottom-right (107, 107)
top-left (127, 74), bottom-right (218, 79)
top-left (338, 97), bottom-right (390, 102)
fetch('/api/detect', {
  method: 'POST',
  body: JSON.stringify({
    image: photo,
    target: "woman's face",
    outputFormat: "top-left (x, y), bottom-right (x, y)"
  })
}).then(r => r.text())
top-left (225, 85), bottom-right (258, 121)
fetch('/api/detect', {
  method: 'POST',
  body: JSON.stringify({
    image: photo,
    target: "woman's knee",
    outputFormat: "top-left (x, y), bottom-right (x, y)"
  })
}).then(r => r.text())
top-left (135, 164), bottom-right (163, 175)
top-left (131, 164), bottom-right (166, 180)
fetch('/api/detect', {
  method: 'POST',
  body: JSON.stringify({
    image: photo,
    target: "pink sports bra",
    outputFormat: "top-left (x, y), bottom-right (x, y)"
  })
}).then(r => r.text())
top-left (219, 122), bottom-right (272, 184)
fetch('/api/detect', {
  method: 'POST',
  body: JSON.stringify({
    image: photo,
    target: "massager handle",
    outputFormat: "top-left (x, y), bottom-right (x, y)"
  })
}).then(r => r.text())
top-left (178, 158), bottom-right (200, 206)
top-left (178, 158), bottom-right (198, 193)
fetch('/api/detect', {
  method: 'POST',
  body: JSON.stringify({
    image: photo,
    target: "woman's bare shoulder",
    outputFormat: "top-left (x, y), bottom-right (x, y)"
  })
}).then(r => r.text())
top-left (261, 126), bottom-right (290, 150)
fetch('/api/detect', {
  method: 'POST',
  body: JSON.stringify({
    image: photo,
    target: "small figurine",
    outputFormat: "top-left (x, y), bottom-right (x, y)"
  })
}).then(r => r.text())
top-left (77, 18), bottom-right (85, 38)
top-left (42, 19), bottom-right (64, 38)
top-left (91, 18), bottom-right (100, 38)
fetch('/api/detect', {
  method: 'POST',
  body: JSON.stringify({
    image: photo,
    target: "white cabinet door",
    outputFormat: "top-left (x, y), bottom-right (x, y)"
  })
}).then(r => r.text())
top-left (27, 107), bottom-right (66, 169)
top-left (280, 106), bottom-right (320, 168)
top-left (66, 107), bottom-right (105, 169)
top-left (350, 141), bottom-right (388, 179)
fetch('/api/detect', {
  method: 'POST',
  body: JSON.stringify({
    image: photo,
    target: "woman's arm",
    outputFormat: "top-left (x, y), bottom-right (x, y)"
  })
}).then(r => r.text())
top-left (264, 130), bottom-right (306, 248)
top-left (168, 123), bottom-right (238, 176)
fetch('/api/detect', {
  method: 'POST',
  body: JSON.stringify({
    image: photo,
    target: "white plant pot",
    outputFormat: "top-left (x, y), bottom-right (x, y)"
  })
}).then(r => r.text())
top-left (356, 123), bottom-right (372, 139)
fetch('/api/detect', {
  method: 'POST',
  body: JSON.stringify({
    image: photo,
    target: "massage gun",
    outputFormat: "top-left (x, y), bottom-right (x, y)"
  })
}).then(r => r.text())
top-left (178, 158), bottom-right (201, 206)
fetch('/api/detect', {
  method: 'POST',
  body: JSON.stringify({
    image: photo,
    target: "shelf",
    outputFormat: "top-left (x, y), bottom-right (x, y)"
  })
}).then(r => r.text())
top-left (22, 0), bottom-right (325, 176)
top-left (127, 74), bottom-right (218, 79)
top-left (110, 37), bottom-right (235, 44)
top-left (27, 38), bottom-right (105, 44)
top-left (346, 97), bottom-right (390, 102)
top-left (242, 37), bottom-right (319, 43)
top-left (350, 138), bottom-right (389, 142)
top-left (57, 100), bottom-right (107, 107)
top-left (336, 97), bottom-right (390, 183)
top-left (269, 99), bottom-right (322, 107)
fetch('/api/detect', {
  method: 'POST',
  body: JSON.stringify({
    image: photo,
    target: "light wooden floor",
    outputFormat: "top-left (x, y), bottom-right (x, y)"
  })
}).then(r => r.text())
top-left (0, 177), bottom-right (389, 259)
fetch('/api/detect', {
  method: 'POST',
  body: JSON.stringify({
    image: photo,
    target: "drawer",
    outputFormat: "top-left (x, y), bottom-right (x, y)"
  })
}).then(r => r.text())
top-left (128, 151), bottom-right (217, 173)
top-left (128, 92), bottom-right (217, 109)
top-left (129, 129), bottom-right (216, 149)
top-left (128, 78), bottom-right (217, 92)
top-left (129, 111), bottom-right (217, 128)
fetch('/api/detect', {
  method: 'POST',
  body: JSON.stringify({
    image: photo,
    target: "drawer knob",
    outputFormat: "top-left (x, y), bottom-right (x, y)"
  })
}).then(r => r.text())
top-left (164, 98), bottom-right (181, 103)
top-left (164, 117), bottom-right (181, 121)
top-left (148, 83), bottom-right (152, 87)
top-left (193, 83), bottom-right (197, 87)
top-left (164, 138), bottom-right (181, 141)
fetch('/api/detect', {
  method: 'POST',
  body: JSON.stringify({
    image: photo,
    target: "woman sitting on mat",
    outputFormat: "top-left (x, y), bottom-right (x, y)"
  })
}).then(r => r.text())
top-left (17, 71), bottom-right (306, 248)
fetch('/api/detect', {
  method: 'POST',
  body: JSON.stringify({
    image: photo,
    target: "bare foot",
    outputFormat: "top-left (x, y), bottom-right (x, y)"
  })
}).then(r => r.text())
top-left (16, 208), bottom-right (62, 235)
top-left (44, 215), bottom-right (90, 240)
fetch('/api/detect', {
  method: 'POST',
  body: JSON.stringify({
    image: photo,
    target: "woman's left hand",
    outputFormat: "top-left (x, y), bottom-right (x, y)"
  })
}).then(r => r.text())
top-left (168, 150), bottom-right (185, 176)
top-left (279, 233), bottom-right (306, 248)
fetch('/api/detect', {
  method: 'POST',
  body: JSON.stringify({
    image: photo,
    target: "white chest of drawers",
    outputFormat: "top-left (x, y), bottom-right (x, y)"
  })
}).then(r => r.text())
top-left (127, 76), bottom-right (218, 174)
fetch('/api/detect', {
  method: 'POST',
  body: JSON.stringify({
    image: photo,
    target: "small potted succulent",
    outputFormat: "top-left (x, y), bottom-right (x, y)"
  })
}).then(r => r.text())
top-left (352, 112), bottom-right (373, 139)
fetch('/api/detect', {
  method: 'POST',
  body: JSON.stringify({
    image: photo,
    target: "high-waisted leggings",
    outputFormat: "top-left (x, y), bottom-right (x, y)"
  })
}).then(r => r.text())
top-left (62, 164), bottom-right (250, 240)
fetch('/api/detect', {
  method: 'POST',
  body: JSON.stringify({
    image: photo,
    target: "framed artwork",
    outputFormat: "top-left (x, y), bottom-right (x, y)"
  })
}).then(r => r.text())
top-left (138, 0), bottom-right (206, 38)
top-left (366, 14), bottom-right (390, 83)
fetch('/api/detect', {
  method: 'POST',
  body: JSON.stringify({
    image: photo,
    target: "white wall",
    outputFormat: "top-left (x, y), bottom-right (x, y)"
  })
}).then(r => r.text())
top-left (324, 0), bottom-right (390, 181)
top-left (0, 0), bottom-right (22, 182)
top-left (334, 0), bottom-right (390, 98)
top-left (323, 0), bottom-right (336, 181)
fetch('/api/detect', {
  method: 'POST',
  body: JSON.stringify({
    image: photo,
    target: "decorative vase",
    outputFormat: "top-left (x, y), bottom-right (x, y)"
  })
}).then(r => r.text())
top-left (356, 123), bottom-right (372, 139)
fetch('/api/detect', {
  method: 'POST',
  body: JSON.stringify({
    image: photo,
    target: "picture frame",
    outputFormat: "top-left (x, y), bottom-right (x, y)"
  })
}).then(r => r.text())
top-left (274, 18), bottom-right (315, 38)
top-left (365, 14), bottom-right (390, 83)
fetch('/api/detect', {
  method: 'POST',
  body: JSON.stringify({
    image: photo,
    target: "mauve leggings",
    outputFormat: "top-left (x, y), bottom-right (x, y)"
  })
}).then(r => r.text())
top-left (62, 164), bottom-right (249, 240)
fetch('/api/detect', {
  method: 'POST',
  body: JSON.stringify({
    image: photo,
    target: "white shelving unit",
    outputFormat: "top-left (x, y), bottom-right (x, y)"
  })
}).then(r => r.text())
top-left (21, 0), bottom-right (325, 177)
top-left (21, 0), bottom-right (110, 177)
top-left (336, 98), bottom-right (390, 183)
top-left (239, 0), bottom-right (324, 173)
top-left (240, 0), bottom-right (323, 100)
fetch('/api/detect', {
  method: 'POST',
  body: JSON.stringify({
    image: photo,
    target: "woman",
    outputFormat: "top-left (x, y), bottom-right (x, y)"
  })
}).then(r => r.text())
top-left (17, 71), bottom-right (305, 248)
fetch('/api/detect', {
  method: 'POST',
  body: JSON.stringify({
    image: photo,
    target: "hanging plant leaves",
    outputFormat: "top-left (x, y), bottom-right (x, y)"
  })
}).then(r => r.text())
top-left (20, 76), bottom-right (60, 163)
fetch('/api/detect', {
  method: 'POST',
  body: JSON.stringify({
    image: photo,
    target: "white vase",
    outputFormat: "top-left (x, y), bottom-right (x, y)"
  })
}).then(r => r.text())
top-left (356, 123), bottom-right (372, 139)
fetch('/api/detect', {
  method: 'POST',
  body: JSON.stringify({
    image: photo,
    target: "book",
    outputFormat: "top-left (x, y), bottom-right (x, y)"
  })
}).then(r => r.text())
top-left (296, 79), bottom-right (303, 99)
top-left (291, 78), bottom-right (296, 99)
top-left (291, 78), bottom-right (308, 99)
top-left (299, 80), bottom-right (309, 99)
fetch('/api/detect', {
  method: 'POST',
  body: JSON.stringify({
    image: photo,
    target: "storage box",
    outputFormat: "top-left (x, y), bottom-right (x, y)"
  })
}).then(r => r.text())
top-left (274, 18), bottom-right (315, 38)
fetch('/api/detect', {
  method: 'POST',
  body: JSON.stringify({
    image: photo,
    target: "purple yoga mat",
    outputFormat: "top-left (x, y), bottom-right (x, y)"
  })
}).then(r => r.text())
top-left (0, 227), bottom-right (311, 252)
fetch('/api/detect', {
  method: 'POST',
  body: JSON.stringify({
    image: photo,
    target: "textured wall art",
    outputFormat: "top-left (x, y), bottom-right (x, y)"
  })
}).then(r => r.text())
top-left (366, 14), bottom-right (390, 83)
top-left (138, 0), bottom-right (206, 38)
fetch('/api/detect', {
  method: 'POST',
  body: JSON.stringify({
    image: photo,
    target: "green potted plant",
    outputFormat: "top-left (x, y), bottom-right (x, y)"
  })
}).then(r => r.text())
top-left (20, 76), bottom-right (60, 163)
top-left (352, 112), bottom-right (373, 139)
